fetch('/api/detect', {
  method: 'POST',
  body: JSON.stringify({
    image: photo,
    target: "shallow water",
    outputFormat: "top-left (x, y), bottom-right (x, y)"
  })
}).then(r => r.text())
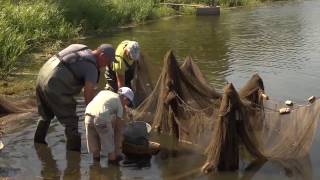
top-left (2, 0), bottom-right (320, 179)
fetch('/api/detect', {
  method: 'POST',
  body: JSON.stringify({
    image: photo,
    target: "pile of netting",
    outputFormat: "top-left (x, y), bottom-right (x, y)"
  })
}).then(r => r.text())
top-left (133, 50), bottom-right (221, 147)
top-left (0, 95), bottom-right (37, 136)
top-left (132, 50), bottom-right (320, 173)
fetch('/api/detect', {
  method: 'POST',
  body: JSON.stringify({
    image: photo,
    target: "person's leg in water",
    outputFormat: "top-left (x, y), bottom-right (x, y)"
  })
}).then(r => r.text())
top-left (34, 86), bottom-right (54, 144)
top-left (112, 117), bottom-right (124, 162)
top-left (63, 117), bottom-right (81, 152)
top-left (85, 116), bottom-right (102, 162)
top-left (95, 119), bottom-right (118, 165)
top-left (50, 93), bottom-right (81, 152)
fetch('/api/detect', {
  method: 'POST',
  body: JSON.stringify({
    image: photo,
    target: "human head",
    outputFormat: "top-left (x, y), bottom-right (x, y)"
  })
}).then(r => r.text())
top-left (124, 41), bottom-right (140, 61)
top-left (118, 87), bottom-right (134, 106)
top-left (96, 44), bottom-right (115, 68)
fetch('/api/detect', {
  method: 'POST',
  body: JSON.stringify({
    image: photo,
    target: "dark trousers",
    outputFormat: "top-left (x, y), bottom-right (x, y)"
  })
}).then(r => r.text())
top-left (34, 86), bottom-right (81, 151)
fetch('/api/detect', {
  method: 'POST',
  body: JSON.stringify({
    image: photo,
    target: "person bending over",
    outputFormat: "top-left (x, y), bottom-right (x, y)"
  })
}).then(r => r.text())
top-left (85, 87), bottom-right (134, 164)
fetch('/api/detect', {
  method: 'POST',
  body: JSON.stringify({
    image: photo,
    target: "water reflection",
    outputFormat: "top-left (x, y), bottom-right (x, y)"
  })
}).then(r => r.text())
top-left (89, 163), bottom-right (121, 180)
top-left (34, 143), bottom-right (60, 179)
top-left (122, 154), bottom-right (152, 169)
top-left (63, 151), bottom-right (81, 180)
top-left (274, 155), bottom-right (312, 180)
top-left (238, 155), bottom-right (312, 180)
top-left (35, 143), bottom-right (82, 179)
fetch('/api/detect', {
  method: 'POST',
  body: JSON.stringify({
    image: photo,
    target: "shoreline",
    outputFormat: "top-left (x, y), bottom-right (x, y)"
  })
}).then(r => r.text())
top-left (0, 1), bottom-right (272, 96)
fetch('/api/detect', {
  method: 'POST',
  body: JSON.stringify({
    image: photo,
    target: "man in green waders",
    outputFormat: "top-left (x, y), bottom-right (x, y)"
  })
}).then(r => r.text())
top-left (34, 44), bottom-right (115, 152)
top-left (105, 40), bottom-right (140, 93)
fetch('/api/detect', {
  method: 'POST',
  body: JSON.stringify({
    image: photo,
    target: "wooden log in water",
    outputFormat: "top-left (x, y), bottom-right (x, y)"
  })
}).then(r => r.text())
top-left (196, 6), bottom-right (220, 16)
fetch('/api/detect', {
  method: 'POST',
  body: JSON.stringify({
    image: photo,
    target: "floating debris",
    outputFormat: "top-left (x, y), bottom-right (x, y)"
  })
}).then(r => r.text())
top-left (308, 96), bottom-right (316, 103)
top-left (285, 100), bottom-right (293, 106)
top-left (279, 107), bottom-right (291, 114)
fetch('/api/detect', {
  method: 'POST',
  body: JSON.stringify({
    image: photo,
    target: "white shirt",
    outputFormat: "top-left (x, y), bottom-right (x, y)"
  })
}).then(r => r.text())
top-left (85, 90), bottom-right (123, 124)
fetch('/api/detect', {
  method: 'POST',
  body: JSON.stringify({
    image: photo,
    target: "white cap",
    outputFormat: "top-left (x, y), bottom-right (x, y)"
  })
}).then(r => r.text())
top-left (118, 87), bottom-right (134, 102)
top-left (126, 41), bottom-right (140, 61)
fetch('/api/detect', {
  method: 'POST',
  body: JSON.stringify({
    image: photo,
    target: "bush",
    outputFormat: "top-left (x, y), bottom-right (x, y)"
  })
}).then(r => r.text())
top-left (112, 0), bottom-right (157, 24)
top-left (0, 1), bottom-right (78, 79)
top-left (56, 0), bottom-right (116, 32)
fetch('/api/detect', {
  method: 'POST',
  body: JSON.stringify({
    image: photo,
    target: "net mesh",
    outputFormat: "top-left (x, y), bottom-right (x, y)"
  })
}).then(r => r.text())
top-left (133, 50), bottom-right (221, 148)
top-left (0, 95), bottom-right (36, 117)
top-left (132, 50), bottom-right (320, 173)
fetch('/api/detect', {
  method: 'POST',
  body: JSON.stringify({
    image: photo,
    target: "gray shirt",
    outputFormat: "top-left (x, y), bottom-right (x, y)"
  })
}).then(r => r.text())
top-left (58, 44), bottom-right (98, 85)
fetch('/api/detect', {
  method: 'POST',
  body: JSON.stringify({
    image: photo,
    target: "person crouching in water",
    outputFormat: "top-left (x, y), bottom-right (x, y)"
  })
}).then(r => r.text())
top-left (84, 86), bottom-right (134, 164)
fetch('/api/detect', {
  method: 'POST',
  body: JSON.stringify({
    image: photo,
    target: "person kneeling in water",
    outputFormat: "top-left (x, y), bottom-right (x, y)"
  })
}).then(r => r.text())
top-left (85, 87), bottom-right (134, 164)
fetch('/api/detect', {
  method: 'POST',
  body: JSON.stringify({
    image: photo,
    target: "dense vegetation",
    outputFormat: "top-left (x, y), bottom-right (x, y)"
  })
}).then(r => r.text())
top-left (0, 0), bottom-right (176, 80)
top-left (0, 0), bottom-right (271, 80)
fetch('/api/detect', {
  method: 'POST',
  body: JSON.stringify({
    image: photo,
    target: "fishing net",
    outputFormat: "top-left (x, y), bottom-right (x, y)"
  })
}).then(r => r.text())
top-left (132, 50), bottom-right (320, 174)
top-left (132, 54), bottom-right (154, 106)
top-left (202, 74), bottom-right (320, 172)
top-left (0, 95), bottom-right (36, 135)
top-left (131, 49), bottom-right (222, 164)
top-left (133, 50), bottom-right (221, 150)
top-left (0, 95), bottom-right (35, 117)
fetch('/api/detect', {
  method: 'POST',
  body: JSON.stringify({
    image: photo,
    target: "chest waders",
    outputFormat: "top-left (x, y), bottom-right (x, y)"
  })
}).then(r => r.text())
top-left (105, 56), bottom-right (136, 92)
top-left (34, 45), bottom-right (97, 151)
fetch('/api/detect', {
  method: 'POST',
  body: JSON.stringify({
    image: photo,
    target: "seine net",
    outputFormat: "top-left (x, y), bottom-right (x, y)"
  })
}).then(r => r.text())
top-left (132, 50), bottom-right (320, 173)
top-left (203, 74), bottom-right (320, 172)
top-left (133, 50), bottom-right (221, 149)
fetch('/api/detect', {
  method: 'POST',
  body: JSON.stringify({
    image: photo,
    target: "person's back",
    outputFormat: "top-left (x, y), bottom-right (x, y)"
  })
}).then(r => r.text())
top-left (37, 44), bottom-right (98, 95)
top-left (85, 90), bottom-right (122, 122)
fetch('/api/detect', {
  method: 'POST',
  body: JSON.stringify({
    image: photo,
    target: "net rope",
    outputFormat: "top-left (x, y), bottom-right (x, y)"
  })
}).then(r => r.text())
top-left (131, 50), bottom-right (320, 173)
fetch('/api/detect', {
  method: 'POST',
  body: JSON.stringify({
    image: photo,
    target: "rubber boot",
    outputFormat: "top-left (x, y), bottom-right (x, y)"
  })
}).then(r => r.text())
top-left (34, 120), bottom-right (50, 144)
top-left (66, 133), bottom-right (81, 152)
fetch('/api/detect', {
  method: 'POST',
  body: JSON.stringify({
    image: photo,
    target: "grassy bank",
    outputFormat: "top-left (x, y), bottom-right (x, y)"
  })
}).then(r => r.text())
top-left (0, 0), bottom-right (281, 95)
top-left (0, 0), bottom-right (176, 81)
top-left (0, 0), bottom-right (178, 94)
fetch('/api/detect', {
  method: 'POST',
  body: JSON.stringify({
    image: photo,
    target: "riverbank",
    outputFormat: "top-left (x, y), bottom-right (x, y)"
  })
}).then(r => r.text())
top-left (0, 0), bottom-right (285, 96)
top-left (0, 0), bottom-right (177, 95)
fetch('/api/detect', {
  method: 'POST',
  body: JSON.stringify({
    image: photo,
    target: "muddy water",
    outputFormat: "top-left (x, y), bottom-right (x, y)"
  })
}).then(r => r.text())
top-left (2, 0), bottom-right (320, 179)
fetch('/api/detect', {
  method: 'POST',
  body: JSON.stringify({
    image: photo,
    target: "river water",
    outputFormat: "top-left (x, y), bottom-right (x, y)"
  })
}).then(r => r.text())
top-left (1, 0), bottom-right (320, 179)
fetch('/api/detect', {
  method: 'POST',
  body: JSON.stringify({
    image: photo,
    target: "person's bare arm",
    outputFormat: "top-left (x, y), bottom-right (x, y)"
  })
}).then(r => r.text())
top-left (116, 72), bottom-right (125, 89)
top-left (83, 81), bottom-right (95, 105)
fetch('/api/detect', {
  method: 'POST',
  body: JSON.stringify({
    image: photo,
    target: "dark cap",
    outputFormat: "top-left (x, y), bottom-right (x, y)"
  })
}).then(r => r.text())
top-left (98, 44), bottom-right (115, 62)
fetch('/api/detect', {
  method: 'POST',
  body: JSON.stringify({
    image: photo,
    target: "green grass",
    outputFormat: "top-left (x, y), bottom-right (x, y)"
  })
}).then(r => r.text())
top-left (0, 0), bottom-right (177, 80)
top-left (0, 0), bottom-right (282, 92)
top-left (0, 1), bottom-right (78, 80)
